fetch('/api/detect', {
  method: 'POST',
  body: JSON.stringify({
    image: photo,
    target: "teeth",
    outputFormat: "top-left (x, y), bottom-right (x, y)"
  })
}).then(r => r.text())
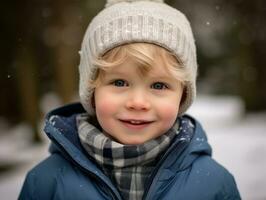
top-left (121, 119), bottom-right (151, 125)
top-left (130, 120), bottom-right (143, 124)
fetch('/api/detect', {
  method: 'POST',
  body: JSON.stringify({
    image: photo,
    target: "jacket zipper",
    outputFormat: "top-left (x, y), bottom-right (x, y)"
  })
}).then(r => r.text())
top-left (142, 141), bottom-right (189, 200)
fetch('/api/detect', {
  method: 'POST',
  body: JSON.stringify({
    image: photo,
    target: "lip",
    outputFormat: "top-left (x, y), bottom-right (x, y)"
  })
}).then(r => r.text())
top-left (118, 119), bottom-right (154, 130)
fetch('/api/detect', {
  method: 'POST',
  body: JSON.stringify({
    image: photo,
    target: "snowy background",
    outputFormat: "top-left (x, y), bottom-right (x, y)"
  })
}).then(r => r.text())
top-left (0, 95), bottom-right (265, 200)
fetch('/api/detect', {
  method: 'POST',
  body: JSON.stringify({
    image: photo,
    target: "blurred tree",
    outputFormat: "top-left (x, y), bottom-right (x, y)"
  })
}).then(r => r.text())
top-left (13, 0), bottom-right (43, 142)
top-left (0, 2), bottom-right (21, 123)
top-left (226, 0), bottom-right (266, 111)
top-left (16, 47), bottom-right (41, 142)
top-left (0, 0), bottom-right (105, 143)
top-left (173, 0), bottom-right (266, 112)
top-left (48, 0), bottom-right (81, 103)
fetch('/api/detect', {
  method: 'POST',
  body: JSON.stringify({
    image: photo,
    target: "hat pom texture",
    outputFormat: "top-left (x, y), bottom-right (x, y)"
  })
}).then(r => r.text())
top-left (79, 0), bottom-right (197, 116)
top-left (106, 0), bottom-right (164, 7)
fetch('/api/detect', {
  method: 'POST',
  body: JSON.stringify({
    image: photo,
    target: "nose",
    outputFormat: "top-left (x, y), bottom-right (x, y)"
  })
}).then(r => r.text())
top-left (126, 89), bottom-right (151, 111)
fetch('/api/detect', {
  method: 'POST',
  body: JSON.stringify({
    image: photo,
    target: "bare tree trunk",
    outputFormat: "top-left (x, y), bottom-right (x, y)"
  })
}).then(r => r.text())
top-left (50, 0), bottom-right (80, 103)
top-left (16, 46), bottom-right (41, 142)
top-left (232, 0), bottom-right (266, 111)
top-left (14, 0), bottom-right (42, 143)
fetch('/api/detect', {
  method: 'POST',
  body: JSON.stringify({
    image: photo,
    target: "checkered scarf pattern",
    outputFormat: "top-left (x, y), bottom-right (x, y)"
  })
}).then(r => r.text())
top-left (77, 113), bottom-right (181, 200)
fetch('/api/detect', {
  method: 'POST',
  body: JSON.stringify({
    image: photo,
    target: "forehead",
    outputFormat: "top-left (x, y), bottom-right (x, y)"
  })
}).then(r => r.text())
top-left (105, 58), bottom-right (174, 78)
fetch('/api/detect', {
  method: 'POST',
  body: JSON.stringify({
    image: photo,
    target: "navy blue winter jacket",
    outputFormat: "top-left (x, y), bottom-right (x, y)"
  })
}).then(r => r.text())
top-left (19, 103), bottom-right (241, 200)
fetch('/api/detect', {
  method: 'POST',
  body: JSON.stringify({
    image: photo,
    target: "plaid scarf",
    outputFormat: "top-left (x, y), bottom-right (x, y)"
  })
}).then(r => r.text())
top-left (77, 114), bottom-right (183, 200)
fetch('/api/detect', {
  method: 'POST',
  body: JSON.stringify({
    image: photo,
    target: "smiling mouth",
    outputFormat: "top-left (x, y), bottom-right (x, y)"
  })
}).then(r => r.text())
top-left (120, 119), bottom-right (153, 124)
top-left (119, 119), bottom-right (154, 129)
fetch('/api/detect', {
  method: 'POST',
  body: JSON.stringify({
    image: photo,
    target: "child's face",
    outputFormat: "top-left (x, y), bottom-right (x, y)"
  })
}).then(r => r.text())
top-left (94, 59), bottom-right (183, 145)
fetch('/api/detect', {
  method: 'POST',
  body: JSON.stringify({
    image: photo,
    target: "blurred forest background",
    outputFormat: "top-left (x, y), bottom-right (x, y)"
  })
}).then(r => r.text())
top-left (0, 0), bottom-right (265, 143)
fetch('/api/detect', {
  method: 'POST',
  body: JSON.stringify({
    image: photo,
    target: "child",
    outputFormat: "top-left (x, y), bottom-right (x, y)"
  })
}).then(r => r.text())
top-left (19, 0), bottom-right (241, 199)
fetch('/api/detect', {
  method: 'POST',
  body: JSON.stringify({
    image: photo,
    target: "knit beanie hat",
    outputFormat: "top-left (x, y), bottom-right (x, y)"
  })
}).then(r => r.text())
top-left (79, 0), bottom-right (197, 116)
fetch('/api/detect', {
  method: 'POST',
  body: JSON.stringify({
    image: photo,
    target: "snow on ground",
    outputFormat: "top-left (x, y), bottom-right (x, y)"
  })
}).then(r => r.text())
top-left (0, 95), bottom-right (266, 200)
top-left (187, 96), bottom-right (266, 200)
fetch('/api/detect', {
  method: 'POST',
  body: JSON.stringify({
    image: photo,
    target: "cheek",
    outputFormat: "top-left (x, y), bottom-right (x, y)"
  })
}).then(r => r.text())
top-left (159, 105), bottom-right (179, 122)
top-left (95, 97), bottom-right (116, 121)
top-left (156, 99), bottom-right (180, 130)
top-left (160, 92), bottom-right (182, 122)
top-left (158, 93), bottom-right (181, 115)
top-left (94, 90), bottom-right (120, 127)
top-left (94, 98), bottom-right (113, 133)
top-left (96, 100), bottom-right (114, 115)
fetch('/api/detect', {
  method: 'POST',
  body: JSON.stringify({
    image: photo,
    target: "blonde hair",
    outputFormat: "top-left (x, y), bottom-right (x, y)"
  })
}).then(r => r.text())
top-left (90, 43), bottom-right (191, 89)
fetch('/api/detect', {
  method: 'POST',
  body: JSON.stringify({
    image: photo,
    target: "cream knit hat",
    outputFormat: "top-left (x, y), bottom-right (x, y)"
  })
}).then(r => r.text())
top-left (79, 0), bottom-right (197, 115)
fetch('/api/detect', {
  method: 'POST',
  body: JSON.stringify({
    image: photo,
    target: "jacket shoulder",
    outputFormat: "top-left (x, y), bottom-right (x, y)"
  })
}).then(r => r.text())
top-left (19, 153), bottom-right (74, 200)
top-left (32, 152), bottom-right (71, 172)
top-left (19, 153), bottom-right (111, 200)
top-left (159, 156), bottom-right (241, 200)
top-left (189, 155), bottom-right (241, 199)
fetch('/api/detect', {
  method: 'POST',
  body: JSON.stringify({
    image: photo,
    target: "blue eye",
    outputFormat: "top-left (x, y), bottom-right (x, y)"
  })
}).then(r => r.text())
top-left (151, 82), bottom-right (168, 90)
top-left (112, 79), bottom-right (128, 87)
